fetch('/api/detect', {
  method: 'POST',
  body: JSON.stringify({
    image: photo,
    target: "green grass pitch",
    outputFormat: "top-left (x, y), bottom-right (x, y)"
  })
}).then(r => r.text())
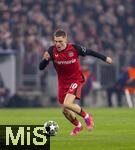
top-left (0, 108), bottom-right (135, 150)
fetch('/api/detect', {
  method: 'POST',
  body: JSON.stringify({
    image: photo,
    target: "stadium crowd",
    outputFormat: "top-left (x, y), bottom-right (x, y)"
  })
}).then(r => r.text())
top-left (0, 0), bottom-right (134, 54)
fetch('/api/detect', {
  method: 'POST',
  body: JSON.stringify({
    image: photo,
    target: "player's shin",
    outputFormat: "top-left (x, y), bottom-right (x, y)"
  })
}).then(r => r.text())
top-left (63, 105), bottom-right (94, 131)
top-left (79, 108), bottom-right (87, 118)
top-left (62, 108), bottom-right (81, 126)
top-left (64, 102), bottom-right (87, 119)
top-left (62, 108), bottom-right (83, 136)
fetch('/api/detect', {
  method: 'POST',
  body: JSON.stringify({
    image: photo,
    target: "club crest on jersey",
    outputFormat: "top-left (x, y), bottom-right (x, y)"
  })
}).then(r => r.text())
top-left (68, 51), bottom-right (74, 57)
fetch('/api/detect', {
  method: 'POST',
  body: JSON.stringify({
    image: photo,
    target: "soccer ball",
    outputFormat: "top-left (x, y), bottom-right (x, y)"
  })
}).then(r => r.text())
top-left (44, 120), bottom-right (59, 136)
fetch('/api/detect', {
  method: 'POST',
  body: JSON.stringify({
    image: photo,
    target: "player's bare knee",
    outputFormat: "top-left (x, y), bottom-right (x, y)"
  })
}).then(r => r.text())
top-left (63, 101), bottom-right (70, 109)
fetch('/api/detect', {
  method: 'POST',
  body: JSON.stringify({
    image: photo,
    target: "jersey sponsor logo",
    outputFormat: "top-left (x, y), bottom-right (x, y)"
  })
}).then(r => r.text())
top-left (54, 59), bottom-right (76, 65)
top-left (68, 51), bottom-right (74, 57)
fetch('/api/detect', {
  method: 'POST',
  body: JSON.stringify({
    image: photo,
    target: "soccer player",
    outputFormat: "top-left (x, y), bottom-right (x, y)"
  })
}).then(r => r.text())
top-left (39, 29), bottom-right (113, 136)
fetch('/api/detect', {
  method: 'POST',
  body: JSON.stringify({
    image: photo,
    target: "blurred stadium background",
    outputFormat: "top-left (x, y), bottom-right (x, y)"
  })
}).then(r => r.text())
top-left (0, 0), bottom-right (135, 108)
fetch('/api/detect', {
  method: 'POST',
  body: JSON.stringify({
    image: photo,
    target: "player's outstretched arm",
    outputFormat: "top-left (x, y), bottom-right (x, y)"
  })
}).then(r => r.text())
top-left (73, 44), bottom-right (113, 64)
top-left (82, 48), bottom-right (113, 64)
top-left (39, 51), bottom-right (50, 70)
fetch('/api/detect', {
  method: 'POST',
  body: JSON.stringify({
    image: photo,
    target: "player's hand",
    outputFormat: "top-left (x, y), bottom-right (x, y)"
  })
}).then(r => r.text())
top-left (106, 57), bottom-right (113, 64)
top-left (42, 51), bottom-right (50, 61)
